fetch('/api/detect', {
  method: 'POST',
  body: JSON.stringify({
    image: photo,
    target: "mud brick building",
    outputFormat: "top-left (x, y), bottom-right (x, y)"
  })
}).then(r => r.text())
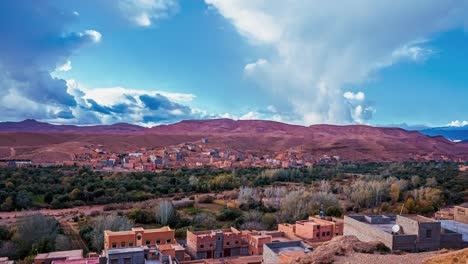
top-left (104, 227), bottom-right (175, 249)
top-left (186, 228), bottom-right (247, 260)
top-left (278, 216), bottom-right (343, 242)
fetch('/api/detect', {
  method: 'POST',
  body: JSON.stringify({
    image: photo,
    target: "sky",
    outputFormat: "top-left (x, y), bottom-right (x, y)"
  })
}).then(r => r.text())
top-left (0, 0), bottom-right (467, 128)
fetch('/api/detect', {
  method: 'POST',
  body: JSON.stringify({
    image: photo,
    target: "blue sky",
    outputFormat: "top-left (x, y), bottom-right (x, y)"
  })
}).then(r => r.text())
top-left (0, 1), bottom-right (467, 127)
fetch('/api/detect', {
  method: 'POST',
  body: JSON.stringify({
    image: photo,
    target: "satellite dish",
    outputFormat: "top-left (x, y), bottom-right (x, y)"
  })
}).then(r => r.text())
top-left (392, 225), bottom-right (400, 234)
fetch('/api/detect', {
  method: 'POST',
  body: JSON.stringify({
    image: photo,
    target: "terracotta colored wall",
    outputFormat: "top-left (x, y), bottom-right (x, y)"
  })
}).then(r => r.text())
top-left (106, 233), bottom-right (135, 249)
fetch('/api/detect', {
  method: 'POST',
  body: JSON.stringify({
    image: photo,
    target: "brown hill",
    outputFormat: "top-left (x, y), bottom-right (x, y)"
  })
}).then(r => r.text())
top-left (0, 119), bottom-right (467, 163)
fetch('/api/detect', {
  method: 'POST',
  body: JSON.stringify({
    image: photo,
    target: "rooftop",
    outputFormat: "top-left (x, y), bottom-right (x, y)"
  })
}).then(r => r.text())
top-left (403, 215), bottom-right (436, 223)
top-left (107, 246), bottom-right (147, 255)
top-left (440, 220), bottom-right (468, 242)
top-left (105, 226), bottom-right (172, 236)
top-left (52, 258), bottom-right (99, 264)
top-left (190, 227), bottom-right (241, 237)
top-left (35, 250), bottom-right (83, 261)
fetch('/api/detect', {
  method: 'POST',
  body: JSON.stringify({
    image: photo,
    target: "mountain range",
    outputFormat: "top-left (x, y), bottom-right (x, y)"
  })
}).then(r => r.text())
top-left (0, 119), bottom-right (467, 163)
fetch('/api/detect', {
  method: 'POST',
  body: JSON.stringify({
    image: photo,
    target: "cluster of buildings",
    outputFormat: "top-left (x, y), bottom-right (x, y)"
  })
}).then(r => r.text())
top-left (24, 216), bottom-right (343, 264)
top-left (1, 139), bottom-right (343, 171)
top-left (5, 209), bottom-right (465, 264)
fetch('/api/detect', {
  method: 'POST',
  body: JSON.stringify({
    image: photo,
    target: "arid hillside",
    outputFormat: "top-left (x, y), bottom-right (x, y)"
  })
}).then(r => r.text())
top-left (0, 119), bottom-right (467, 163)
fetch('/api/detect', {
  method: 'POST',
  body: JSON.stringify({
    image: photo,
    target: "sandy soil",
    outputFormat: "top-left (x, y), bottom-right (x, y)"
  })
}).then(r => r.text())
top-left (335, 252), bottom-right (438, 264)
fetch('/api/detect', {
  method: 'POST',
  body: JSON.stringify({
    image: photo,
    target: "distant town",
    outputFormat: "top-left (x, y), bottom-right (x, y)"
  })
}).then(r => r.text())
top-left (2, 137), bottom-right (465, 171)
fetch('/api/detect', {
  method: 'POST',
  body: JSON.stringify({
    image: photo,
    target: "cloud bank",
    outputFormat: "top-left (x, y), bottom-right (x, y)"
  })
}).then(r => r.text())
top-left (0, 1), bottom-right (202, 126)
top-left (206, 0), bottom-right (468, 125)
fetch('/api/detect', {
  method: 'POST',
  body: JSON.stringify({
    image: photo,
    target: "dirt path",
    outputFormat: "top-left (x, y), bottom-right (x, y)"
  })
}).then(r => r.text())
top-left (60, 219), bottom-right (89, 252)
top-left (0, 196), bottom-right (194, 225)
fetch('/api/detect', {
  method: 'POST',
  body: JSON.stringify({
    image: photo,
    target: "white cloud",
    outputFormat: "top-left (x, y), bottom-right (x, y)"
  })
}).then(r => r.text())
top-left (56, 60), bottom-right (72, 72)
top-left (206, 0), bottom-right (468, 125)
top-left (74, 85), bottom-right (195, 106)
top-left (239, 111), bottom-right (261, 120)
top-left (119, 0), bottom-right (179, 27)
top-left (343, 91), bottom-right (365, 102)
top-left (447, 120), bottom-right (468, 127)
top-left (392, 40), bottom-right (434, 62)
top-left (84, 30), bottom-right (102, 42)
top-left (244, 58), bottom-right (268, 73)
top-left (73, 11), bottom-right (80, 16)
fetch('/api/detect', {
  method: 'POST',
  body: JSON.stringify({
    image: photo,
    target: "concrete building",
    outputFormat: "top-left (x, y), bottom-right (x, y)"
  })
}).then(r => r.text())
top-left (440, 220), bottom-right (468, 244)
top-left (454, 203), bottom-right (468, 224)
top-left (34, 250), bottom-right (83, 264)
top-left (104, 247), bottom-right (146, 264)
top-left (104, 227), bottom-right (175, 249)
top-left (186, 228), bottom-right (247, 259)
top-left (262, 241), bottom-right (312, 264)
top-left (344, 214), bottom-right (464, 252)
top-left (278, 216), bottom-right (343, 242)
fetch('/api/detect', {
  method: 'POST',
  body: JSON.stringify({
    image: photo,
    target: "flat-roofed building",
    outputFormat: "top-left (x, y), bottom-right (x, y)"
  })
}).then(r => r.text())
top-left (262, 241), bottom-right (313, 264)
top-left (104, 227), bottom-right (175, 250)
top-left (344, 214), bottom-right (464, 252)
top-left (186, 228), bottom-right (247, 260)
top-left (52, 258), bottom-right (100, 264)
top-left (34, 250), bottom-right (83, 264)
top-left (104, 247), bottom-right (146, 264)
top-left (278, 216), bottom-right (343, 242)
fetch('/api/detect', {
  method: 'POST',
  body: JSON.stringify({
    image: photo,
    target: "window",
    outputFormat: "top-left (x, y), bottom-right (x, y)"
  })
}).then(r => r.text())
top-left (210, 244), bottom-right (213, 247)
top-left (327, 232), bottom-right (330, 236)
top-left (156, 239), bottom-right (161, 244)
top-left (110, 259), bottom-right (118, 264)
top-left (146, 240), bottom-right (151, 245)
top-left (218, 237), bottom-right (221, 241)
top-left (121, 242), bottom-right (126, 247)
top-left (226, 242), bottom-right (230, 246)
top-left (137, 234), bottom-right (142, 240)
top-left (123, 258), bottom-right (131, 264)
top-left (426, 229), bottom-right (432, 238)
top-left (112, 242), bottom-right (117, 248)
top-left (129, 241), bottom-right (134, 247)
top-left (316, 233), bottom-right (320, 237)
top-left (201, 245), bottom-right (204, 249)
top-left (317, 226), bottom-right (320, 229)
top-left (166, 238), bottom-right (172, 243)
top-left (458, 209), bottom-right (466, 215)
top-left (235, 241), bottom-right (238, 245)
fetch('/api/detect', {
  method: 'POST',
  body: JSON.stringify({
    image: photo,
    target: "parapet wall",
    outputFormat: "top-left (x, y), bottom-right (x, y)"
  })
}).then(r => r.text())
top-left (344, 216), bottom-right (394, 249)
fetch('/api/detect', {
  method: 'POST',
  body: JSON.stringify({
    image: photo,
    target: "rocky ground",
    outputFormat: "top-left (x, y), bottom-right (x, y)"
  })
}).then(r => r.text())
top-left (293, 235), bottom-right (467, 264)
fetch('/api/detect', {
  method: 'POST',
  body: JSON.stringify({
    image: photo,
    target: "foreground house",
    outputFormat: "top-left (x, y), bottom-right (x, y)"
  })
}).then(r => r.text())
top-left (344, 214), bottom-right (464, 251)
top-left (186, 228), bottom-right (247, 259)
top-left (34, 250), bottom-right (84, 264)
top-left (278, 216), bottom-right (343, 242)
top-left (104, 227), bottom-right (187, 263)
top-left (262, 241), bottom-right (313, 264)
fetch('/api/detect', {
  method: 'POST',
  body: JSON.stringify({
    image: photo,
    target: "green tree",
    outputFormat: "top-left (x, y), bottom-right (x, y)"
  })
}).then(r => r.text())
top-left (91, 214), bottom-right (133, 252)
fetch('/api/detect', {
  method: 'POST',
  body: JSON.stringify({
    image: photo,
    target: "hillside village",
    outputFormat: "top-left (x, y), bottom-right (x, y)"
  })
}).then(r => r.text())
top-left (2, 136), bottom-right (464, 171)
